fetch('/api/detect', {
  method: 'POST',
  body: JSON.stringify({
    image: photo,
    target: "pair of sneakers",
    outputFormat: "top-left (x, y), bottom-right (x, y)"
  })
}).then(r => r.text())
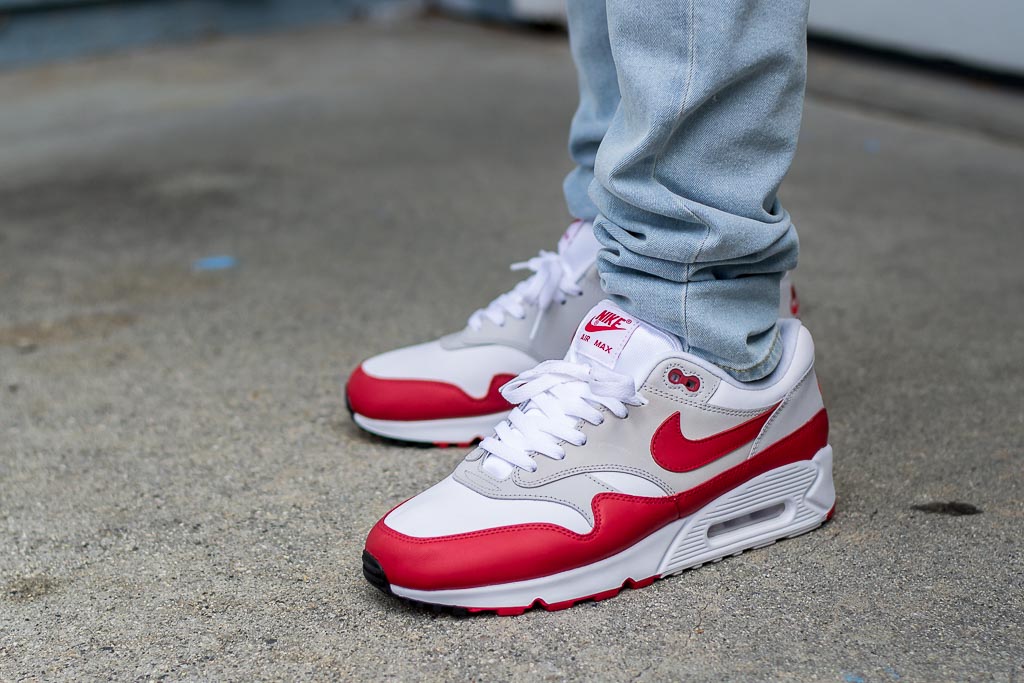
top-left (348, 221), bottom-right (832, 615)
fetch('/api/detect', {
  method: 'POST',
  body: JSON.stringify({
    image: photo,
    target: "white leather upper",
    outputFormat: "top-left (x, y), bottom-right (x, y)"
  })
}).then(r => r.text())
top-left (384, 475), bottom-right (594, 536)
top-left (588, 471), bottom-right (668, 497)
top-left (707, 320), bottom-right (813, 410)
top-left (361, 223), bottom-right (607, 398)
top-left (557, 219), bottom-right (603, 281)
top-left (382, 300), bottom-right (826, 539)
top-left (749, 367), bottom-right (823, 458)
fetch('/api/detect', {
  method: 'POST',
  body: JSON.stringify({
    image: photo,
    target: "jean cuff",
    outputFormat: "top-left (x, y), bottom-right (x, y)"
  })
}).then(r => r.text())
top-left (712, 324), bottom-right (784, 383)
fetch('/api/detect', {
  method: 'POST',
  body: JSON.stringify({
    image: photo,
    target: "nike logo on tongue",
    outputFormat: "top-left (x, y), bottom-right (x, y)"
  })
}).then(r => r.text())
top-left (574, 302), bottom-right (640, 368)
top-left (584, 309), bottom-right (630, 333)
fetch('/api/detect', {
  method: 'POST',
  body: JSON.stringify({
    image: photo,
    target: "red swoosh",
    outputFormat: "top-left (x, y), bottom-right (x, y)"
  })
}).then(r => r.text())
top-left (365, 409), bottom-right (828, 591)
top-left (651, 403), bottom-right (779, 473)
top-left (584, 322), bottom-right (624, 333)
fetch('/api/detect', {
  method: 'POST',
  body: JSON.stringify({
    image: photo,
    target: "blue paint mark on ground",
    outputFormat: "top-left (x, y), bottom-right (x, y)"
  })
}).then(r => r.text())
top-left (863, 138), bottom-right (882, 154)
top-left (843, 674), bottom-right (866, 683)
top-left (885, 665), bottom-right (901, 680)
top-left (192, 255), bottom-right (237, 271)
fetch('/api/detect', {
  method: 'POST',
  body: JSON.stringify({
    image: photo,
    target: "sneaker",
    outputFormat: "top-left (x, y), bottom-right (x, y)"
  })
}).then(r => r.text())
top-left (362, 300), bottom-right (833, 614)
top-left (346, 220), bottom-right (801, 447)
top-left (346, 220), bottom-right (604, 446)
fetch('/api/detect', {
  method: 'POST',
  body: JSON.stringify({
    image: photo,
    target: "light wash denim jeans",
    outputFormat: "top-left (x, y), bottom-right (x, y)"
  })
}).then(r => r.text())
top-left (563, 0), bottom-right (809, 381)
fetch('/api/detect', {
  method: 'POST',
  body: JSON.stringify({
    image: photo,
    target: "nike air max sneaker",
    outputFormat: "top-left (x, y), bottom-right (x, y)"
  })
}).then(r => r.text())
top-left (346, 220), bottom-right (604, 446)
top-left (362, 301), bottom-right (834, 614)
top-left (347, 220), bottom-right (802, 447)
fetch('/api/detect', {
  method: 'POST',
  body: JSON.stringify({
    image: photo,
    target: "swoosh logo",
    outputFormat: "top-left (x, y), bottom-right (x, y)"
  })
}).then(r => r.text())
top-left (650, 404), bottom-right (779, 473)
top-left (584, 321), bottom-right (625, 333)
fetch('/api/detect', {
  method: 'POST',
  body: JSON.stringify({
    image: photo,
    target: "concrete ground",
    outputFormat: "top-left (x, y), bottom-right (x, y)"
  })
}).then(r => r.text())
top-left (1, 16), bottom-right (1021, 682)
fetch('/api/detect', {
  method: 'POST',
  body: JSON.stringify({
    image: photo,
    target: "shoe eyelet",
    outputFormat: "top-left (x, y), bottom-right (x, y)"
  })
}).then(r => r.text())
top-left (668, 368), bottom-right (701, 392)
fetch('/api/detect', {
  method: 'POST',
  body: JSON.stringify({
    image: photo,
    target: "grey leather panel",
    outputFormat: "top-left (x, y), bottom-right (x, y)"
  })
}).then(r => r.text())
top-left (451, 355), bottom-right (799, 515)
top-left (439, 266), bottom-right (603, 361)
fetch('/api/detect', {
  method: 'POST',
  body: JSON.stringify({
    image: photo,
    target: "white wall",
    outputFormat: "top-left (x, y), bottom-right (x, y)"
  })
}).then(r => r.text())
top-left (809, 0), bottom-right (1024, 74)
top-left (501, 0), bottom-right (1024, 76)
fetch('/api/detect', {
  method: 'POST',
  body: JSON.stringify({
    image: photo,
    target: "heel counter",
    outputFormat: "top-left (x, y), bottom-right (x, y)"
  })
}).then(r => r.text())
top-left (811, 369), bottom-right (830, 447)
top-left (750, 365), bottom-right (828, 458)
top-left (805, 368), bottom-right (830, 448)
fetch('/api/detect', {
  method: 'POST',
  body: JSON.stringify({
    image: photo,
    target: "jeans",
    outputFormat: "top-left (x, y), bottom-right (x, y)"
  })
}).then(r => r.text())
top-left (563, 0), bottom-right (809, 381)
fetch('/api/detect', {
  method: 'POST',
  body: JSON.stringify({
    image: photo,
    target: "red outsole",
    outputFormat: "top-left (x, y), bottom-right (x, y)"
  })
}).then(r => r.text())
top-left (432, 440), bottom-right (479, 449)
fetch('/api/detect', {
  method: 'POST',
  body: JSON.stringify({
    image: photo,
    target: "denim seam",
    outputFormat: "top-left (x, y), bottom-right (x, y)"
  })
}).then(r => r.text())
top-left (652, 0), bottom-right (696, 174)
top-left (648, 0), bottom-right (700, 352)
top-left (681, 217), bottom-right (711, 355)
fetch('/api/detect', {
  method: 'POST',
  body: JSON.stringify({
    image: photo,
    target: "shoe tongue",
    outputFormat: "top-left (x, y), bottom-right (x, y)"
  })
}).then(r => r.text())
top-left (557, 220), bottom-right (601, 280)
top-left (479, 299), bottom-right (681, 480)
top-left (569, 300), bottom-right (682, 383)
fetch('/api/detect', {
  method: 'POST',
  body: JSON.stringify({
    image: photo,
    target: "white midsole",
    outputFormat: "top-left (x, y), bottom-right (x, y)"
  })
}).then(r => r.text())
top-left (390, 445), bottom-right (835, 608)
top-left (352, 411), bottom-right (510, 444)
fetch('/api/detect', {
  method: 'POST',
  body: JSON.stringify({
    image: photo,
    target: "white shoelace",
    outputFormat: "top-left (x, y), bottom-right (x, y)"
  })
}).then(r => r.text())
top-left (479, 360), bottom-right (647, 475)
top-left (467, 251), bottom-right (583, 338)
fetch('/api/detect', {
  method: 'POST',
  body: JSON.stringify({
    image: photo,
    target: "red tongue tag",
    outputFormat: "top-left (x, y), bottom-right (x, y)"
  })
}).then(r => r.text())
top-left (575, 304), bottom-right (640, 368)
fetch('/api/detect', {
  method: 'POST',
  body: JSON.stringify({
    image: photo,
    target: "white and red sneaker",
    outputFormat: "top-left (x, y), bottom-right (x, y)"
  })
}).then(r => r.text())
top-left (362, 301), bottom-right (833, 614)
top-left (346, 221), bottom-right (605, 446)
top-left (347, 219), bottom-right (801, 447)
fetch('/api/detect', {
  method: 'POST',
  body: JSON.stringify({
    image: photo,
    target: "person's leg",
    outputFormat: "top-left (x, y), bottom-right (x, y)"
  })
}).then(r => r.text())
top-left (592, 0), bottom-right (809, 381)
top-left (563, 0), bottom-right (620, 222)
top-left (361, 0), bottom-right (835, 611)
